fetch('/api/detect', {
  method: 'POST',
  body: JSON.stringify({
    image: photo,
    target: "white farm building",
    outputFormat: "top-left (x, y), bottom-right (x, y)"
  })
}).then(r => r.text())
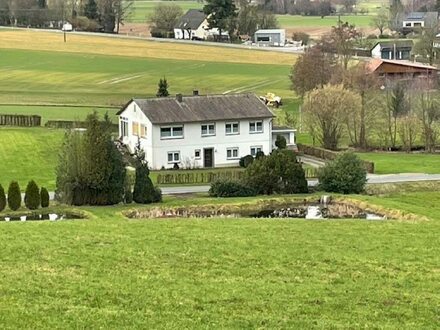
top-left (117, 93), bottom-right (296, 170)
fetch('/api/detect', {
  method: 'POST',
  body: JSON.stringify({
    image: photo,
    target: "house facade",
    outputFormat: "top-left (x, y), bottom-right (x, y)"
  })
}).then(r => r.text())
top-left (254, 29), bottom-right (286, 47)
top-left (371, 41), bottom-right (413, 60)
top-left (173, 9), bottom-right (228, 40)
top-left (117, 93), bottom-right (296, 170)
top-left (401, 12), bottom-right (438, 33)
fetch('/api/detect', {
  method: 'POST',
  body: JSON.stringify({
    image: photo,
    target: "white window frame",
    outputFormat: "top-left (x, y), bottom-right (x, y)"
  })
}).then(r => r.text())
top-left (225, 122), bottom-right (239, 135)
top-left (194, 149), bottom-right (201, 159)
top-left (120, 117), bottom-right (129, 138)
top-left (167, 151), bottom-right (180, 163)
top-left (226, 147), bottom-right (239, 160)
top-left (161, 125), bottom-right (184, 139)
top-left (249, 120), bottom-right (263, 134)
top-left (250, 146), bottom-right (263, 157)
top-left (201, 123), bottom-right (216, 137)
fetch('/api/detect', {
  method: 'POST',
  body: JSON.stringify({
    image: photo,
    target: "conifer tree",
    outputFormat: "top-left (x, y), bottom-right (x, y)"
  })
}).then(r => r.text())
top-left (25, 180), bottom-right (41, 210)
top-left (7, 181), bottom-right (21, 211)
top-left (0, 184), bottom-right (6, 212)
top-left (40, 187), bottom-right (50, 208)
top-left (156, 77), bottom-right (169, 97)
top-left (84, 0), bottom-right (99, 20)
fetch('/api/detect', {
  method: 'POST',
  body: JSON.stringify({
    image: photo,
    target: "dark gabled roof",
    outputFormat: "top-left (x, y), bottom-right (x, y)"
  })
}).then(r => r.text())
top-left (117, 94), bottom-right (274, 124)
top-left (174, 9), bottom-right (206, 30)
top-left (404, 11), bottom-right (438, 21)
top-left (371, 40), bottom-right (413, 51)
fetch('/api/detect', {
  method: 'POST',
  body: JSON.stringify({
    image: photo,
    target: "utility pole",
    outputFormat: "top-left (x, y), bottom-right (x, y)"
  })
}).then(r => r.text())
top-left (62, 1), bottom-right (66, 43)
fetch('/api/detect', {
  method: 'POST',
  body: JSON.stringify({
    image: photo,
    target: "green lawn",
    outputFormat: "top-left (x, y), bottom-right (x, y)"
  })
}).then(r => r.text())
top-left (0, 48), bottom-right (293, 107)
top-left (277, 14), bottom-right (374, 29)
top-left (0, 191), bottom-right (439, 327)
top-left (0, 127), bottom-right (63, 190)
top-left (130, 0), bottom-right (203, 23)
top-left (357, 152), bottom-right (440, 174)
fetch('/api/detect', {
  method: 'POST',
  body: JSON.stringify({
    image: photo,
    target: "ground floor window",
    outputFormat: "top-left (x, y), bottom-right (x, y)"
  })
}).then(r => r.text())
top-left (226, 147), bottom-right (239, 159)
top-left (195, 149), bottom-right (201, 159)
top-left (167, 151), bottom-right (180, 163)
top-left (120, 117), bottom-right (128, 137)
top-left (250, 146), bottom-right (262, 156)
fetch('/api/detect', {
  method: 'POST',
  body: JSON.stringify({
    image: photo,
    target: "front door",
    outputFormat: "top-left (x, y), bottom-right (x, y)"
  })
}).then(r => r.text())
top-left (203, 148), bottom-right (214, 168)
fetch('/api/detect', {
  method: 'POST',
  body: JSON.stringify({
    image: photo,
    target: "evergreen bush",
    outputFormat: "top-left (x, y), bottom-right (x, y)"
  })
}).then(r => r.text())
top-left (40, 187), bottom-right (50, 208)
top-left (25, 180), bottom-right (41, 210)
top-left (0, 184), bottom-right (6, 212)
top-left (275, 135), bottom-right (287, 149)
top-left (239, 155), bottom-right (254, 168)
top-left (209, 179), bottom-right (256, 197)
top-left (7, 181), bottom-right (21, 211)
top-left (318, 152), bottom-right (367, 194)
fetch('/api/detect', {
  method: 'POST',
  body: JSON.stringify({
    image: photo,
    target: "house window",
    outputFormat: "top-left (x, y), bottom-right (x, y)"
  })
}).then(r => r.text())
top-left (225, 122), bottom-right (239, 135)
top-left (161, 126), bottom-right (183, 139)
top-left (132, 122), bottom-right (139, 136)
top-left (249, 121), bottom-right (263, 133)
top-left (201, 123), bottom-right (216, 136)
top-left (226, 147), bottom-right (239, 160)
top-left (195, 149), bottom-right (201, 159)
top-left (120, 117), bottom-right (128, 137)
top-left (167, 151), bottom-right (180, 163)
top-left (250, 146), bottom-right (262, 156)
top-left (140, 124), bottom-right (147, 138)
top-left (405, 22), bottom-right (411, 27)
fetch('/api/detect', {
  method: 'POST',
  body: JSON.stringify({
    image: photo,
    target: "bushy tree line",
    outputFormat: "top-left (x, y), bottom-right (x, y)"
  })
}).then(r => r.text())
top-left (291, 46), bottom-right (440, 152)
top-left (0, 181), bottom-right (49, 212)
top-left (0, 0), bottom-right (133, 33)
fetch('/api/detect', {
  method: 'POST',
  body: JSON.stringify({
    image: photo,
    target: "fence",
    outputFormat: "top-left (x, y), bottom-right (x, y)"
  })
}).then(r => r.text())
top-left (0, 114), bottom-right (41, 127)
top-left (45, 120), bottom-right (118, 131)
top-left (298, 144), bottom-right (375, 174)
top-left (156, 170), bottom-right (244, 185)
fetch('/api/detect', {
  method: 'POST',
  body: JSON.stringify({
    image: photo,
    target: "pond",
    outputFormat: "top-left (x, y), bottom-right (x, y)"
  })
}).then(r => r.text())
top-left (1, 212), bottom-right (86, 222)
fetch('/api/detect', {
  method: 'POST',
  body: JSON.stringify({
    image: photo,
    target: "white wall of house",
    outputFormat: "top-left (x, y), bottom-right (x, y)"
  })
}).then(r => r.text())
top-left (174, 19), bottom-right (226, 40)
top-left (402, 20), bottom-right (425, 28)
top-left (371, 44), bottom-right (382, 59)
top-left (119, 101), bottom-right (274, 170)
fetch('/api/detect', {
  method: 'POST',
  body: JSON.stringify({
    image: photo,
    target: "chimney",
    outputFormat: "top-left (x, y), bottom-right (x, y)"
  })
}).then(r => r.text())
top-left (176, 93), bottom-right (183, 102)
top-left (193, 90), bottom-right (199, 96)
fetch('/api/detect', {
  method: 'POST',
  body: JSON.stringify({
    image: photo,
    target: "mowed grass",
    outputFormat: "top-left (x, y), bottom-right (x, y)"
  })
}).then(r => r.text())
top-left (0, 192), bottom-right (439, 327)
top-left (277, 14), bottom-right (373, 29)
top-left (130, 0), bottom-right (203, 23)
top-left (0, 29), bottom-right (296, 66)
top-left (0, 128), bottom-right (63, 190)
top-left (0, 105), bottom-right (118, 123)
top-left (356, 152), bottom-right (440, 174)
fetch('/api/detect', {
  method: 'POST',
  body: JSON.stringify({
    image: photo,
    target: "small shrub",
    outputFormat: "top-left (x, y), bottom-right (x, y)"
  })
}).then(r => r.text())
top-left (209, 179), bottom-right (256, 197)
top-left (292, 31), bottom-right (310, 45)
top-left (40, 187), bottom-right (50, 208)
top-left (0, 184), bottom-right (5, 212)
top-left (7, 181), bottom-right (21, 211)
top-left (239, 155), bottom-right (254, 168)
top-left (173, 163), bottom-right (180, 170)
top-left (25, 180), bottom-right (41, 210)
top-left (275, 135), bottom-right (287, 149)
top-left (318, 152), bottom-right (367, 194)
top-left (255, 151), bottom-right (265, 160)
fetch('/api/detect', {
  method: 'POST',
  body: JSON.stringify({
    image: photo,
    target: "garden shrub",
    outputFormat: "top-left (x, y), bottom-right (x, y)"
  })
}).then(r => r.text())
top-left (209, 179), bottom-right (256, 198)
top-left (239, 155), bottom-right (254, 168)
top-left (25, 180), bottom-right (41, 210)
top-left (7, 181), bottom-right (21, 211)
top-left (255, 151), bottom-right (265, 160)
top-left (0, 184), bottom-right (5, 212)
top-left (40, 187), bottom-right (50, 208)
top-left (318, 152), bottom-right (367, 194)
top-left (275, 135), bottom-right (287, 149)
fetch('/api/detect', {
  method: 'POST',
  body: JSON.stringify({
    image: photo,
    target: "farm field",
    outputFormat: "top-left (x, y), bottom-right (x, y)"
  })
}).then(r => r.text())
top-left (0, 191), bottom-right (439, 327)
top-left (356, 152), bottom-right (440, 175)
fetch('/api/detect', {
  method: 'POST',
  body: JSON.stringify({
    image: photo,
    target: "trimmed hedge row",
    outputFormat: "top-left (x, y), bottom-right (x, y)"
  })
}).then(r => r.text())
top-left (157, 170), bottom-right (244, 185)
top-left (45, 120), bottom-right (118, 131)
top-left (298, 144), bottom-right (375, 174)
top-left (0, 114), bottom-right (41, 127)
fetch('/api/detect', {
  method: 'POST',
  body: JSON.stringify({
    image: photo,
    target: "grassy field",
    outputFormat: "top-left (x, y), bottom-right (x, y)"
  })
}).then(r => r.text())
top-left (356, 152), bottom-right (440, 175)
top-left (130, 0), bottom-right (203, 23)
top-left (0, 191), bottom-right (439, 327)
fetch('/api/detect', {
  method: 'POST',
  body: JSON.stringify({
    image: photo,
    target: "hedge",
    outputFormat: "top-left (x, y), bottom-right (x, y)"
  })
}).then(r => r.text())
top-left (157, 171), bottom-right (244, 185)
top-left (297, 144), bottom-right (375, 174)
top-left (45, 120), bottom-right (118, 131)
top-left (0, 114), bottom-right (41, 127)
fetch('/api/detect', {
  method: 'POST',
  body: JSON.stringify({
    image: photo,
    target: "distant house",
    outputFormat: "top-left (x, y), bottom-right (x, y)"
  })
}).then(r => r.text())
top-left (173, 9), bottom-right (228, 40)
top-left (367, 58), bottom-right (438, 79)
top-left (402, 12), bottom-right (438, 33)
top-left (371, 41), bottom-right (413, 60)
top-left (117, 93), bottom-right (296, 169)
top-left (254, 29), bottom-right (286, 47)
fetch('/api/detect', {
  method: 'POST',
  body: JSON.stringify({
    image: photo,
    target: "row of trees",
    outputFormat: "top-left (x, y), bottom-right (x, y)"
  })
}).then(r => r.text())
top-left (291, 46), bottom-right (440, 152)
top-left (0, 181), bottom-right (49, 212)
top-left (55, 112), bottom-right (161, 206)
top-left (0, 0), bottom-right (133, 33)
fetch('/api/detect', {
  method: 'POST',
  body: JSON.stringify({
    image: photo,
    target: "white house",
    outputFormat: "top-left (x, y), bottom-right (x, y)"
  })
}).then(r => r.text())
top-left (117, 93), bottom-right (296, 170)
top-left (402, 12), bottom-right (438, 29)
top-left (173, 9), bottom-right (228, 40)
top-left (371, 41), bottom-right (413, 60)
top-left (254, 29), bottom-right (286, 47)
